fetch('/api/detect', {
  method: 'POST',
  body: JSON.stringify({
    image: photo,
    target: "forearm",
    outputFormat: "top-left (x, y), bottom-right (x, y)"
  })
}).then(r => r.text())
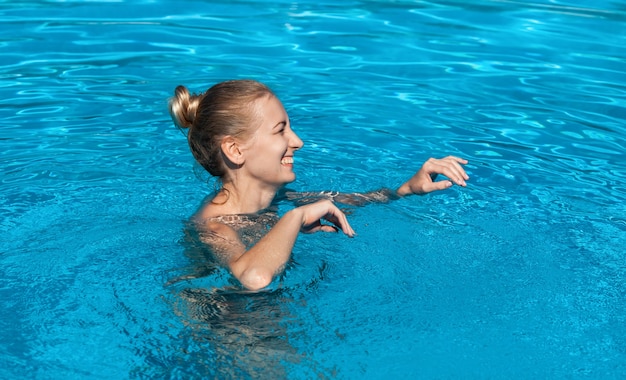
top-left (229, 209), bottom-right (302, 290)
top-left (332, 188), bottom-right (400, 205)
top-left (395, 182), bottom-right (413, 197)
top-left (286, 188), bottom-right (400, 206)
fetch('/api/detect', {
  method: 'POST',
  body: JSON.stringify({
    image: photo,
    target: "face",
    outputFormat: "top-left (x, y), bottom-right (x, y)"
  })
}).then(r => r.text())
top-left (239, 95), bottom-right (303, 188)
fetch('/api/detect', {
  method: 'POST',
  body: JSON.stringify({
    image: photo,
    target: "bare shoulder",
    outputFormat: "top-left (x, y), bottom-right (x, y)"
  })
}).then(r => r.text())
top-left (193, 207), bottom-right (246, 265)
top-left (193, 198), bottom-right (226, 222)
top-left (200, 219), bottom-right (241, 242)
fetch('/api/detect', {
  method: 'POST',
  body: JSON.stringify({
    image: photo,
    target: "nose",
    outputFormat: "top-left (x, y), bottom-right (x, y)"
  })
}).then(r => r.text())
top-left (290, 130), bottom-right (304, 150)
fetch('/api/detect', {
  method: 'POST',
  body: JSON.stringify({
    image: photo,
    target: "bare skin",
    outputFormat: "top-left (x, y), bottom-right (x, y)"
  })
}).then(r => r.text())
top-left (397, 156), bottom-right (468, 196)
top-left (192, 94), bottom-right (470, 291)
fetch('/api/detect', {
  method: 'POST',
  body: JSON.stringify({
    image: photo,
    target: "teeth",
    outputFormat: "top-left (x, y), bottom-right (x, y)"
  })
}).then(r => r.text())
top-left (281, 157), bottom-right (293, 164)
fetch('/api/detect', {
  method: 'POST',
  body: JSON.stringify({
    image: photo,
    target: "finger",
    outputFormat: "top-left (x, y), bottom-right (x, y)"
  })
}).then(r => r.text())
top-left (421, 179), bottom-right (453, 193)
top-left (443, 157), bottom-right (470, 179)
top-left (301, 226), bottom-right (318, 234)
top-left (444, 155), bottom-right (468, 165)
top-left (338, 211), bottom-right (355, 237)
top-left (338, 215), bottom-right (355, 237)
top-left (319, 225), bottom-right (339, 233)
top-left (325, 214), bottom-right (354, 237)
top-left (323, 208), bottom-right (355, 237)
top-left (432, 161), bottom-right (468, 186)
top-left (445, 164), bottom-right (469, 185)
top-left (301, 220), bottom-right (323, 234)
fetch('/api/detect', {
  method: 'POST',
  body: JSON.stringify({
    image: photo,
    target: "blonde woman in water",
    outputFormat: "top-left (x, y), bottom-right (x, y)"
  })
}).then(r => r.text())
top-left (169, 79), bottom-right (469, 291)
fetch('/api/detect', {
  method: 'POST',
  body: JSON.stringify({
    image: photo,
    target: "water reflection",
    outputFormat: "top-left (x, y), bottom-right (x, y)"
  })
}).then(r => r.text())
top-left (171, 286), bottom-right (301, 379)
top-left (163, 215), bottom-right (324, 379)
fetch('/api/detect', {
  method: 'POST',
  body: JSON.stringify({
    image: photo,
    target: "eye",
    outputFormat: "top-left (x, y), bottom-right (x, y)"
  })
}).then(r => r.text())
top-left (274, 121), bottom-right (287, 134)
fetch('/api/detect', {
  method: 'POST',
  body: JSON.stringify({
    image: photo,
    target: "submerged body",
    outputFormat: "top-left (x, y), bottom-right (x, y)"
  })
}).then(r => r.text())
top-left (169, 80), bottom-right (469, 290)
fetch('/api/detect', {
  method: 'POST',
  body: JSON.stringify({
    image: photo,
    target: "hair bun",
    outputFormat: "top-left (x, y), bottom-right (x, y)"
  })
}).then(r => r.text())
top-left (168, 85), bottom-right (201, 129)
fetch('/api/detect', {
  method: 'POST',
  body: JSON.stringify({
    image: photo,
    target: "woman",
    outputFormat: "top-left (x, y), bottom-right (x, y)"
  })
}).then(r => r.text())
top-left (169, 79), bottom-right (469, 291)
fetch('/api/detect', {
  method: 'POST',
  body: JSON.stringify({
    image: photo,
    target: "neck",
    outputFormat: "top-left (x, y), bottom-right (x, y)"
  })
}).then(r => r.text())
top-left (216, 180), bottom-right (279, 215)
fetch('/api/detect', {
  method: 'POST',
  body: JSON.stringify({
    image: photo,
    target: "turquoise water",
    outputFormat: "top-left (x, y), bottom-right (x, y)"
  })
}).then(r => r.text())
top-left (2, 0), bottom-right (625, 378)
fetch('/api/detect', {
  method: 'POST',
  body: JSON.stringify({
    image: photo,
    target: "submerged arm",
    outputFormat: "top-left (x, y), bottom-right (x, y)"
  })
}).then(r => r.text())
top-left (282, 156), bottom-right (470, 206)
top-left (282, 188), bottom-right (399, 207)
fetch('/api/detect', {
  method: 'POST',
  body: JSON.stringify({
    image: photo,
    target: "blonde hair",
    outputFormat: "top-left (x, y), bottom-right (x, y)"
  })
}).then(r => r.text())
top-left (168, 80), bottom-right (275, 179)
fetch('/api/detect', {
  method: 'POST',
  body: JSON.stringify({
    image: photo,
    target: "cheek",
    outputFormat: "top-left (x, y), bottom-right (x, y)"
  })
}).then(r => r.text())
top-left (265, 137), bottom-right (288, 154)
top-left (252, 138), bottom-right (285, 164)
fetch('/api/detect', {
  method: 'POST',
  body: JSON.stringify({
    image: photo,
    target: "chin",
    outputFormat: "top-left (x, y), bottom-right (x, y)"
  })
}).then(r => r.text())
top-left (284, 174), bottom-right (296, 184)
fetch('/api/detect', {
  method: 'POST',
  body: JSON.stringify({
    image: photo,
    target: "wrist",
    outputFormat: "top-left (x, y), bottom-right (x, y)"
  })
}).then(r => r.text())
top-left (396, 183), bottom-right (412, 197)
top-left (375, 188), bottom-right (402, 201)
top-left (285, 207), bottom-right (305, 228)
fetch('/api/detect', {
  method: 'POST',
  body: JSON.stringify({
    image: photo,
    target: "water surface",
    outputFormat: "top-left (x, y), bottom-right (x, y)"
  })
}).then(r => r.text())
top-left (1, 0), bottom-right (625, 378)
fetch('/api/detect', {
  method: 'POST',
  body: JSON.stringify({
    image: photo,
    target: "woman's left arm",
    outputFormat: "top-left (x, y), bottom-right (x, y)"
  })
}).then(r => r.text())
top-left (282, 156), bottom-right (470, 206)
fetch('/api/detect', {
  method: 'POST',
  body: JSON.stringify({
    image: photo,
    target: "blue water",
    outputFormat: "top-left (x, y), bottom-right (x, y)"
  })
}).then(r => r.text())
top-left (1, 0), bottom-right (625, 378)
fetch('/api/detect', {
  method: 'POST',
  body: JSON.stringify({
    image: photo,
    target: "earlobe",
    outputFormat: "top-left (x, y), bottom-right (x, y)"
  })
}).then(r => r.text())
top-left (221, 136), bottom-right (244, 166)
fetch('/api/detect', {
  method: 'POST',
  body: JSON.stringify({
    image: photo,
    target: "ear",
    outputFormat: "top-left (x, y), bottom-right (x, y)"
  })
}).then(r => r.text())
top-left (220, 136), bottom-right (244, 166)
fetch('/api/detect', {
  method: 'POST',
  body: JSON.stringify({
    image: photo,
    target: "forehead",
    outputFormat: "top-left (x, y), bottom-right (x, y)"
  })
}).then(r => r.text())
top-left (252, 94), bottom-right (287, 123)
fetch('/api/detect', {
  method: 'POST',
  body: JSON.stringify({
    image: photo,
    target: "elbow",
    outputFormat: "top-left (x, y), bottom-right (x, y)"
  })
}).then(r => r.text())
top-left (238, 267), bottom-right (274, 291)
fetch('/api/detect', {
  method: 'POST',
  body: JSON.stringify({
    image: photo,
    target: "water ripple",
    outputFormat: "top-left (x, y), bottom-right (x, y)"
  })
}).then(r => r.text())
top-left (2, 1), bottom-right (626, 378)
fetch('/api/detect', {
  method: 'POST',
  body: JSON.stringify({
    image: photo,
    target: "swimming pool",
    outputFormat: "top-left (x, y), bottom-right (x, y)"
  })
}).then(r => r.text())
top-left (1, 0), bottom-right (625, 378)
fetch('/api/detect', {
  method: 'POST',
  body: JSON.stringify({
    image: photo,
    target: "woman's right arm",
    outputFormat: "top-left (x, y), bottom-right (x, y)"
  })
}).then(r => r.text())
top-left (201, 200), bottom-right (354, 291)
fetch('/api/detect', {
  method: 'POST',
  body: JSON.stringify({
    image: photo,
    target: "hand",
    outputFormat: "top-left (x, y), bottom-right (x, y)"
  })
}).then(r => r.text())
top-left (296, 200), bottom-right (355, 237)
top-left (397, 156), bottom-right (469, 196)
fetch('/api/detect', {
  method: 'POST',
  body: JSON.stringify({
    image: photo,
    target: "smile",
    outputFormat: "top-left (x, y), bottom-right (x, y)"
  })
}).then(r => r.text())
top-left (281, 157), bottom-right (294, 165)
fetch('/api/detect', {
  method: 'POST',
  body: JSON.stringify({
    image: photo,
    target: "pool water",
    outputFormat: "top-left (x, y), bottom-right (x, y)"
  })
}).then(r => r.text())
top-left (2, 0), bottom-right (625, 378)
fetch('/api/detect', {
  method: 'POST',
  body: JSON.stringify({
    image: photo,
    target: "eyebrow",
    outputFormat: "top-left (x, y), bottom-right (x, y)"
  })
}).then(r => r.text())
top-left (273, 121), bottom-right (287, 129)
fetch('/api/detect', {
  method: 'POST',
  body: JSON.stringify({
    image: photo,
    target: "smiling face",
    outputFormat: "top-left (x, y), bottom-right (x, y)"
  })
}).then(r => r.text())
top-left (238, 94), bottom-right (303, 189)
